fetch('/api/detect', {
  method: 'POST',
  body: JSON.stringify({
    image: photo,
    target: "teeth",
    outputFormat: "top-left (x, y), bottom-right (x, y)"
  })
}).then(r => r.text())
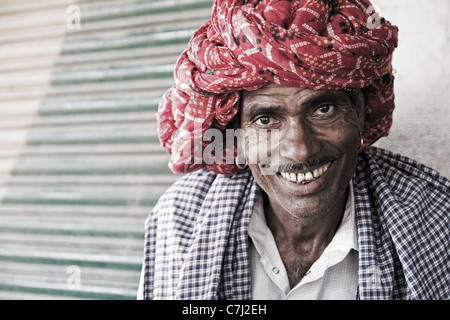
top-left (280, 162), bottom-right (331, 184)
top-left (313, 169), bottom-right (320, 178)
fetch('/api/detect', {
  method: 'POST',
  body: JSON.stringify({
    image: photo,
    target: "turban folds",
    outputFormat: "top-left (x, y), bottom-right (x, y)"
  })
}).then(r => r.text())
top-left (158, 0), bottom-right (399, 174)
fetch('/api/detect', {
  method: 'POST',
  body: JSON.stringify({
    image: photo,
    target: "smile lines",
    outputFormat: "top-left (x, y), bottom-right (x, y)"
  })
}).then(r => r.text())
top-left (280, 162), bottom-right (331, 184)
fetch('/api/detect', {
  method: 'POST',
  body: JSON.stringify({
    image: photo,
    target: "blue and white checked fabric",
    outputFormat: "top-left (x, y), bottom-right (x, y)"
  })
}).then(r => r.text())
top-left (143, 147), bottom-right (449, 300)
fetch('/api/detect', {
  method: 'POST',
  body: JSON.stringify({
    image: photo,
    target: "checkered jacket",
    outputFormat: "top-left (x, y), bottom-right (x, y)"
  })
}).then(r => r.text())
top-left (143, 147), bottom-right (449, 300)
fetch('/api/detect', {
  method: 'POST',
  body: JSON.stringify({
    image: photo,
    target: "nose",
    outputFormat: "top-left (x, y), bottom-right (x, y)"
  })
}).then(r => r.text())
top-left (280, 117), bottom-right (322, 163)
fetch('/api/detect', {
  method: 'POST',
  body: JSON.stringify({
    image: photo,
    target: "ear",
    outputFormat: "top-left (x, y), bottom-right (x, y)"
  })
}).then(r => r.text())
top-left (350, 88), bottom-right (367, 132)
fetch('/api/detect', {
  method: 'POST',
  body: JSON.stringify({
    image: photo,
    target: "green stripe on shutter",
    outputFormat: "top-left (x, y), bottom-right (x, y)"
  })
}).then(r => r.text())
top-left (0, 0), bottom-right (213, 300)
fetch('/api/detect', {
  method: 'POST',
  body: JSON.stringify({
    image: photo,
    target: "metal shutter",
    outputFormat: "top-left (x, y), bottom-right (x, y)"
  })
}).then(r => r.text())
top-left (0, 0), bottom-right (213, 300)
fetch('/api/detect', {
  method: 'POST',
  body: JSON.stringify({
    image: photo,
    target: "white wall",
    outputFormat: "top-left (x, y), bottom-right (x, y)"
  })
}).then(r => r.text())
top-left (372, 0), bottom-right (450, 177)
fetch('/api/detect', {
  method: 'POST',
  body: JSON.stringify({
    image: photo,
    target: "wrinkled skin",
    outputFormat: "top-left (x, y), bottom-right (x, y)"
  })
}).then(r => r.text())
top-left (239, 83), bottom-right (365, 287)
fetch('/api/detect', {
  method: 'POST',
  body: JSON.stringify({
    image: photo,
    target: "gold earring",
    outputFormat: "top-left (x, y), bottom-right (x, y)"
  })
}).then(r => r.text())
top-left (235, 157), bottom-right (248, 170)
top-left (359, 133), bottom-right (364, 152)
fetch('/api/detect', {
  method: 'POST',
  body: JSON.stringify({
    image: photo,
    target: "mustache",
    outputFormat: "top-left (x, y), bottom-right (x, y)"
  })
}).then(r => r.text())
top-left (273, 155), bottom-right (338, 172)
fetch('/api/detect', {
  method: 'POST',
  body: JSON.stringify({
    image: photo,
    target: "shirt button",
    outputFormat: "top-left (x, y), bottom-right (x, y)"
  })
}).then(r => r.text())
top-left (272, 267), bottom-right (280, 274)
top-left (305, 270), bottom-right (311, 276)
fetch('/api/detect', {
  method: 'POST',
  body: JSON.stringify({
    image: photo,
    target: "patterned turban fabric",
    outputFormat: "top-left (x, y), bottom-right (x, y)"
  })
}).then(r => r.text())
top-left (157, 0), bottom-right (399, 175)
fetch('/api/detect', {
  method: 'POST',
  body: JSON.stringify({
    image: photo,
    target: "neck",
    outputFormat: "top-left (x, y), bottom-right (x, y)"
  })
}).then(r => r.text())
top-left (264, 189), bottom-right (348, 251)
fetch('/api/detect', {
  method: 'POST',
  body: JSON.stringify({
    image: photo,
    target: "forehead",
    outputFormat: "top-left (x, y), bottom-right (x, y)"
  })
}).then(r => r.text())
top-left (241, 83), bottom-right (348, 109)
top-left (242, 83), bottom-right (309, 102)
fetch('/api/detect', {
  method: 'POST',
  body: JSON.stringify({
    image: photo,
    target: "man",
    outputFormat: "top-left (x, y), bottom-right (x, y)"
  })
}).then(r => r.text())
top-left (140, 0), bottom-right (449, 299)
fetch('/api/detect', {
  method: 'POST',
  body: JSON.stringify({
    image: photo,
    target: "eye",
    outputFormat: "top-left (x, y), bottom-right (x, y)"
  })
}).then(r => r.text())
top-left (312, 104), bottom-right (336, 117)
top-left (255, 115), bottom-right (272, 125)
top-left (316, 104), bottom-right (333, 114)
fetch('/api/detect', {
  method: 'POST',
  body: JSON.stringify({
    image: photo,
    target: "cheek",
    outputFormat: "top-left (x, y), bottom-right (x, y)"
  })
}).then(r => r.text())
top-left (248, 162), bottom-right (279, 199)
top-left (238, 129), bottom-right (264, 159)
top-left (237, 130), bottom-right (251, 159)
top-left (239, 129), bottom-right (280, 167)
top-left (323, 120), bottom-right (360, 180)
top-left (323, 118), bottom-right (361, 151)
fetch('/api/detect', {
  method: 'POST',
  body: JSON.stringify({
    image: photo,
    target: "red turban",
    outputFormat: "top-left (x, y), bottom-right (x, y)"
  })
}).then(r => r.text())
top-left (157, 0), bottom-right (399, 175)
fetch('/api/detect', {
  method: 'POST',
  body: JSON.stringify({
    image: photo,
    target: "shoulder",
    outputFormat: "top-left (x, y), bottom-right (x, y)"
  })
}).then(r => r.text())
top-left (154, 168), bottom-right (219, 211)
top-left (147, 168), bottom-right (253, 225)
top-left (146, 169), bottom-right (218, 229)
top-left (356, 146), bottom-right (449, 220)
top-left (355, 147), bottom-right (449, 299)
top-left (357, 146), bottom-right (449, 197)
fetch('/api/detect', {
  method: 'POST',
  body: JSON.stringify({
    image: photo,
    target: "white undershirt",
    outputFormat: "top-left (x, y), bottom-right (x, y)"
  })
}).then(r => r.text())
top-left (249, 182), bottom-right (359, 300)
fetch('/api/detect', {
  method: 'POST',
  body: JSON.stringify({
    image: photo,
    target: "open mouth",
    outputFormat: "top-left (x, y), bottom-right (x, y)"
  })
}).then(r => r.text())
top-left (278, 161), bottom-right (332, 185)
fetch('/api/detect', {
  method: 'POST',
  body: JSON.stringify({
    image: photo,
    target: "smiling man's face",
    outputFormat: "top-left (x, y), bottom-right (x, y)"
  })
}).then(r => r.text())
top-left (240, 83), bottom-right (365, 219)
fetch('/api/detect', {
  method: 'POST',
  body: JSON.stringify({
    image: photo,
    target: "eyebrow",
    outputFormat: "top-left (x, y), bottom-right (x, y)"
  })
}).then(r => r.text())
top-left (303, 90), bottom-right (350, 106)
top-left (242, 104), bottom-right (285, 121)
top-left (241, 90), bottom-right (351, 120)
